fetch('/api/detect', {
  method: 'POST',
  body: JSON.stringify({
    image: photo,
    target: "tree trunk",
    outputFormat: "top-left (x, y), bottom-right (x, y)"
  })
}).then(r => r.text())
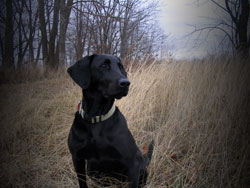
top-left (38, 0), bottom-right (48, 66)
top-left (120, 1), bottom-right (131, 59)
top-left (75, 3), bottom-right (85, 60)
top-left (58, 0), bottom-right (73, 67)
top-left (236, 0), bottom-right (249, 58)
top-left (5, 0), bottom-right (14, 68)
top-left (0, 31), bottom-right (4, 64)
top-left (49, 0), bottom-right (60, 69)
top-left (17, 13), bottom-right (23, 68)
top-left (28, 0), bottom-right (38, 64)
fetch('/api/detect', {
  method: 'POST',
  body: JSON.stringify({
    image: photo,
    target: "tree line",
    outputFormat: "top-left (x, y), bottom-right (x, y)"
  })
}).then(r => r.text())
top-left (0, 0), bottom-right (169, 70)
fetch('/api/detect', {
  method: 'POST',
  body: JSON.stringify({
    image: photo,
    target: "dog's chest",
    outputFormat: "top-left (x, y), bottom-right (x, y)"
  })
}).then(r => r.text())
top-left (75, 123), bottom-right (123, 160)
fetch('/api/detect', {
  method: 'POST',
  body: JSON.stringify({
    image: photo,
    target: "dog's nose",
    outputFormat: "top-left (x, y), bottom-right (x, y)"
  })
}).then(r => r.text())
top-left (119, 79), bottom-right (130, 87)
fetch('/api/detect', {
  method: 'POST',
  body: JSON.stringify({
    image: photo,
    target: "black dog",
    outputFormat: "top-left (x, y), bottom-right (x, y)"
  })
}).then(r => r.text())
top-left (67, 54), bottom-right (154, 188)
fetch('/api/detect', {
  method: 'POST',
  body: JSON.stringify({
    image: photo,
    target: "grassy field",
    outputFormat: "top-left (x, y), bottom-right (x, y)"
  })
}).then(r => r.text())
top-left (0, 57), bottom-right (249, 188)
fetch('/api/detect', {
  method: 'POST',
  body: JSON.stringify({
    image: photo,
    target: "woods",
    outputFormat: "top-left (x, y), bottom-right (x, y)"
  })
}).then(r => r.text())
top-left (0, 0), bottom-right (167, 70)
top-left (1, 0), bottom-right (249, 70)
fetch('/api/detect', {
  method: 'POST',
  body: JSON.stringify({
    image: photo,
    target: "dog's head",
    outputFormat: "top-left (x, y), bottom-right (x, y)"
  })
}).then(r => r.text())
top-left (67, 54), bottom-right (130, 99)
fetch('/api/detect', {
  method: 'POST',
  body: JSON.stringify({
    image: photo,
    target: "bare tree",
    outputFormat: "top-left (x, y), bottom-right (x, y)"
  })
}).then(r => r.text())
top-left (38, 0), bottom-right (73, 69)
top-left (119, 0), bottom-right (158, 58)
top-left (87, 0), bottom-right (121, 54)
top-left (24, 0), bottom-right (39, 65)
top-left (191, 0), bottom-right (250, 58)
top-left (13, 0), bottom-right (39, 68)
top-left (70, 2), bottom-right (92, 60)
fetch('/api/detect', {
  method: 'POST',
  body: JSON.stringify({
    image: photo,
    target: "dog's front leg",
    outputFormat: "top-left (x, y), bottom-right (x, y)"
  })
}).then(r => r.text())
top-left (72, 155), bottom-right (88, 188)
top-left (127, 160), bottom-right (141, 188)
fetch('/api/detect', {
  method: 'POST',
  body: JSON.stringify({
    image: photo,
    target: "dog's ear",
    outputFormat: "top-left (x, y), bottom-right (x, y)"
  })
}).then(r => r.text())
top-left (67, 55), bottom-right (93, 89)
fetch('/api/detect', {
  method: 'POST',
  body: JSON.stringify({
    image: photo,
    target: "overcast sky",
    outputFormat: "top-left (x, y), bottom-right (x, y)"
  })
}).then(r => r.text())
top-left (158, 0), bottom-right (230, 59)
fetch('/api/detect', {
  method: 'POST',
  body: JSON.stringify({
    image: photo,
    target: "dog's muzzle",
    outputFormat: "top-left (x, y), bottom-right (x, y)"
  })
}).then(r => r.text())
top-left (114, 79), bottom-right (130, 99)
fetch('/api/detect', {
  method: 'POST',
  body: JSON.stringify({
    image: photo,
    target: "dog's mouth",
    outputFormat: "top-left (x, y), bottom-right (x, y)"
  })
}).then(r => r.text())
top-left (114, 91), bottom-right (128, 99)
top-left (103, 89), bottom-right (129, 99)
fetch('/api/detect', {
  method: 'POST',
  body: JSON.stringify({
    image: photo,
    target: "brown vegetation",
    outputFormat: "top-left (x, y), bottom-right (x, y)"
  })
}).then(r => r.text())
top-left (0, 57), bottom-right (249, 187)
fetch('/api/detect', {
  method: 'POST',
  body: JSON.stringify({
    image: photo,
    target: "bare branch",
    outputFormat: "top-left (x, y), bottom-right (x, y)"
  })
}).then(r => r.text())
top-left (187, 22), bottom-right (236, 48)
top-left (210, 0), bottom-right (228, 13)
top-left (225, 0), bottom-right (238, 25)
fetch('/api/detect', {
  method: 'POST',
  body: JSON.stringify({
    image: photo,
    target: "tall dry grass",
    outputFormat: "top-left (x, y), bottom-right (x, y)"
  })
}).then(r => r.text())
top-left (0, 57), bottom-right (249, 188)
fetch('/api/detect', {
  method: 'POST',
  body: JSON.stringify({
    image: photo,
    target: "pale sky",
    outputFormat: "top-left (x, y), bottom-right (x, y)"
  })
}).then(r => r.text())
top-left (158, 0), bottom-right (230, 59)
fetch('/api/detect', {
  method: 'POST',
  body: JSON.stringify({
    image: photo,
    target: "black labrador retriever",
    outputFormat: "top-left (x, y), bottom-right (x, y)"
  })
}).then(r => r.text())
top-left (67, 54), bottom-right (154, 188)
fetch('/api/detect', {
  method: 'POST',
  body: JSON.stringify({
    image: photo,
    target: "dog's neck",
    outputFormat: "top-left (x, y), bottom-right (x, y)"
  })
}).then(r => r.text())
top-left (82, 88), bottom-right (114, 117)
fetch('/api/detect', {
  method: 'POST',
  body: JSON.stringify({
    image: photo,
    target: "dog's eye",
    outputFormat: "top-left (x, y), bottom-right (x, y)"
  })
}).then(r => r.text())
top-left (100, 62), bottom-right (109, 69)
